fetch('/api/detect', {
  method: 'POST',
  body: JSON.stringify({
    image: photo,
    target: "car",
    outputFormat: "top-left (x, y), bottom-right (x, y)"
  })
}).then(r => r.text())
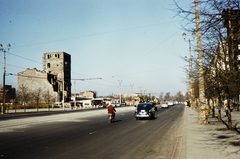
top-left (134, 103), bottom-right (155, 120)
top-left (116, 103), bottom-right (121, 107)
top-left (147, 102), bottom-right (158, 111)
top-left (161, 102), bottom-right (169, 108)
top-left (167, 101), bottom-right (174, 106)
top-left (174, 101), bottom-right (178, 105)
top-left (120, 103), bottom-right (126, 106)
top-left (111, 103), bottom-right (121, 107)
top-left (54, 102), bottom-right (62, 108)
top-left (98, 102), bottom-right (107, 108)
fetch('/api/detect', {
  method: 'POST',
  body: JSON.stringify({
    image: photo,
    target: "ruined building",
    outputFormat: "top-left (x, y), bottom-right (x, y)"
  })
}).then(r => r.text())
top-left (43, 52), bottom-right (71, 102)
top-left (17, 52), bottom-right (71, 104)
top-left (18, 68), bottom-right (58, 103)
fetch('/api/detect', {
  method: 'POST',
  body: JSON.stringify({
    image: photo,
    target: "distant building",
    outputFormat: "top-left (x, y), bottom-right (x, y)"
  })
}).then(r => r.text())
top-left (43, 52), bottom-right (71, 102)
top-left (222, 8), bottom-right (240, 71)
top-left (0, 85), bottom-right (16, 103)
top-left (18, 68), bottom-right (58, 103)
top-left (79, 90), bottom-right (96, 99)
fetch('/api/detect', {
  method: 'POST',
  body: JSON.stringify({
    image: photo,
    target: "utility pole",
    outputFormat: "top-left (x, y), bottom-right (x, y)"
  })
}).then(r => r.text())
top-left (72, 78), bottom-right (102, 107)
top-left (62, 78), bottom-right (65, 110)
top-left (59, 77), bottom-right (102, 110)
top-left (0, 44), bottom-right (11, 115)
top-left (118, 80), bottom-right (122, 104)
top-left (139, 86), bottom-right (142, 95)
top-left (194, 0), bottom-right (207, 124)
top-left (72, 78), bottom-right (102, 92)
top-left (130, 84), bottom-right (134, 94)
top-left (183, 32), bottom-right (195, 109)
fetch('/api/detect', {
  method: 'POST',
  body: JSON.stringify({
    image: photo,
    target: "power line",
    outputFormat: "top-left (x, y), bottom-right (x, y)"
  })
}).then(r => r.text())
top-left (10, 21), bottom-right (179, 49)
top-left (7, 51), bottom-right (42, 64)
top-left (118, 29), bottom-right (181, 75)
top-left (72, 78), bottom-right (102, 81)
top-left (0, 62), bottom-right (26, 70)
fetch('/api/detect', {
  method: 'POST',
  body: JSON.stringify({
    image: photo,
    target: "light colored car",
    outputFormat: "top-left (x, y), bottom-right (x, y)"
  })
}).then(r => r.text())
top-left (98, 102), bottom-right (107, 108)
top-left (111, 103), bottom-right (121, 107)
top-left (167, 101), bottom-right (174, 106)
top-left (161, 103), bottom-right (169, 108)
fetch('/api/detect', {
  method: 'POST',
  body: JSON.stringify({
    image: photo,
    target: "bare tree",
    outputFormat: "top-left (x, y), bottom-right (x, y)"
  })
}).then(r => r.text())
top-left (173, 91), bottom-right (186, 102)
top-left (32, 88), bottom-right (42, 112)
top-left (174, 0), bottom-right (240, 128)
top-left (43, 89), bottom-right (55, 111)
top-left (17, 84), bottom-right (30, 112)
top-left (164, 92), bottom-right (171, 101)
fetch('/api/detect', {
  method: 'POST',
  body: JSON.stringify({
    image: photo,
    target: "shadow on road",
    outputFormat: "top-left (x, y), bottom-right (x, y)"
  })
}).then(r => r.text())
top-left (112, 120), bottom-right (122, 123)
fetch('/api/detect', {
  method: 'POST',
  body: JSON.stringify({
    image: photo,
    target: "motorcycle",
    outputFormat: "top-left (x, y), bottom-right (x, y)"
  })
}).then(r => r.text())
top-left (108, 113), bottom-right (115, 123)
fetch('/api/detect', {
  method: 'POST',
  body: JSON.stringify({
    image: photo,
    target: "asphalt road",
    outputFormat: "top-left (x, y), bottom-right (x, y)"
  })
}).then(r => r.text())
top-left (0, 104), bottom-right (184, 159)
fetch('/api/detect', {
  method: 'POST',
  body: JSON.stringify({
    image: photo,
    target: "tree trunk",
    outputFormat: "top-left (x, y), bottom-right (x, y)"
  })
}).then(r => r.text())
top-left (218, 109), bottom-right (221, 122)
top-left (24, 104), bottom-right (26, 112)
top-left (217, 96), bottom-right (222, 122)
top-left (212, 107), bottom-right (215, 118)
top-left (227, 108), bottom-right (232, 129)
top-left (37, 102), bottom-right (39, 112)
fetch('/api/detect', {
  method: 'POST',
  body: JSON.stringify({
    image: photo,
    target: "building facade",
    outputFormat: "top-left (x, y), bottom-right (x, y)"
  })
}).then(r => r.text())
top-left (222, 9), bottom-right (240, 71)
top-left (43, 52), bottom-right (71, 102)
top-left (18, 68), bottom-right (58, 103)
top-left (0, 85), bottom-right (16, 103)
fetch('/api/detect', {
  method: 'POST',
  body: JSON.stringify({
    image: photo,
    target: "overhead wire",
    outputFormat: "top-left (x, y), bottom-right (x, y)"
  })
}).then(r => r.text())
top-left (7, 51), bottom-right (42, 64)
top-left (3, 20), bottom-right (184, 95)
top-left (117, 29), bottom-right (182, 76)
top-left (10, 21), bottom-right (179, 49)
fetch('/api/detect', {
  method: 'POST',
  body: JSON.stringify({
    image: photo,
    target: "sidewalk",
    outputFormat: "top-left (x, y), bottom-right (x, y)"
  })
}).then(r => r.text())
top-left (183, 106), bottom-right (240, 159)
top-left (1, 106), bottom-right (99, 114)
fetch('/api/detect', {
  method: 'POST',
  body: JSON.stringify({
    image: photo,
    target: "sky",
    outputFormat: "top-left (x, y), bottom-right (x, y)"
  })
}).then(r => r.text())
top-left (0, 0), bottom-right (194, 97)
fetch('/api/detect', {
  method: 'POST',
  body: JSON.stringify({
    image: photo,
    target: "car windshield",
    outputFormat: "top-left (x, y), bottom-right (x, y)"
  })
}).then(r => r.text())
top-left (137, 104), bottom-right (151, 111)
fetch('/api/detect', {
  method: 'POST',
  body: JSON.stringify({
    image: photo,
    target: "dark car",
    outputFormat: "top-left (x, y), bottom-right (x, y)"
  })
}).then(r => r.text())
top-left (134, 103), bottom-right (156, 120)
top-left (147, 102), bottom-right (157, 111)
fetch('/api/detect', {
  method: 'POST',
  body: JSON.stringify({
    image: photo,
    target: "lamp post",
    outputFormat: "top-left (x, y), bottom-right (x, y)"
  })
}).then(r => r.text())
top-left (0, 43), bottom-right (11, 114)
top-left (183, 33), bottom-right (195, 109)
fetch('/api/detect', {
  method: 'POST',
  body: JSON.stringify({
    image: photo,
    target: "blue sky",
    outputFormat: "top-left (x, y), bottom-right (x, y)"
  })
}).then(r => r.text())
top-left (0, 0), bottom-right (194, 97)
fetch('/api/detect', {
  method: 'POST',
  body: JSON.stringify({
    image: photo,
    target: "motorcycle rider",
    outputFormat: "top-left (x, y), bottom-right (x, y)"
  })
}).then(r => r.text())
top-left (108, 104), bottom-right (116, 119)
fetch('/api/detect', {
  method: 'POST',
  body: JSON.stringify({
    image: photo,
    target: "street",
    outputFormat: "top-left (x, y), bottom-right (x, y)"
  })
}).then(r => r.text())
top-left (0, 104), bottom-right (184, 159)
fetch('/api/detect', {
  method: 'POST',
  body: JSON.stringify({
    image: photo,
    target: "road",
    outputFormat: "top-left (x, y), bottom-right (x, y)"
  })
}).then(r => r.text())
top-left (0, 104), bottom-right (185, 159)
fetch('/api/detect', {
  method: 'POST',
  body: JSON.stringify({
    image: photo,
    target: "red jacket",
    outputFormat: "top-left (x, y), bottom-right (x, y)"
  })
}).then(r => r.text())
top-left (108, 105), bottom-right (116, 114)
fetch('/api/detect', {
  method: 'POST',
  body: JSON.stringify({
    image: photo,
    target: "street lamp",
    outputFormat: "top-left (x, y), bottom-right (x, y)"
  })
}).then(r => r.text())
top-left (0, 43), bottom-right (11, 114)
top-left (183, 32), bottom-right (195, 108)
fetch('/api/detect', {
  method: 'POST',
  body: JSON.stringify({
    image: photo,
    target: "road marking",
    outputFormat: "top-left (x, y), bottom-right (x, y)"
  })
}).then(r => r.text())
top-left (89, 131), bottom-right (97, 135)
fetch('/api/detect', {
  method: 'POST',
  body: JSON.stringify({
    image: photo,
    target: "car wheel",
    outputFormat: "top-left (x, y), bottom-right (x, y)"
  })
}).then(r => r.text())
top-left (135, 117), bottom-right (139, 120)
